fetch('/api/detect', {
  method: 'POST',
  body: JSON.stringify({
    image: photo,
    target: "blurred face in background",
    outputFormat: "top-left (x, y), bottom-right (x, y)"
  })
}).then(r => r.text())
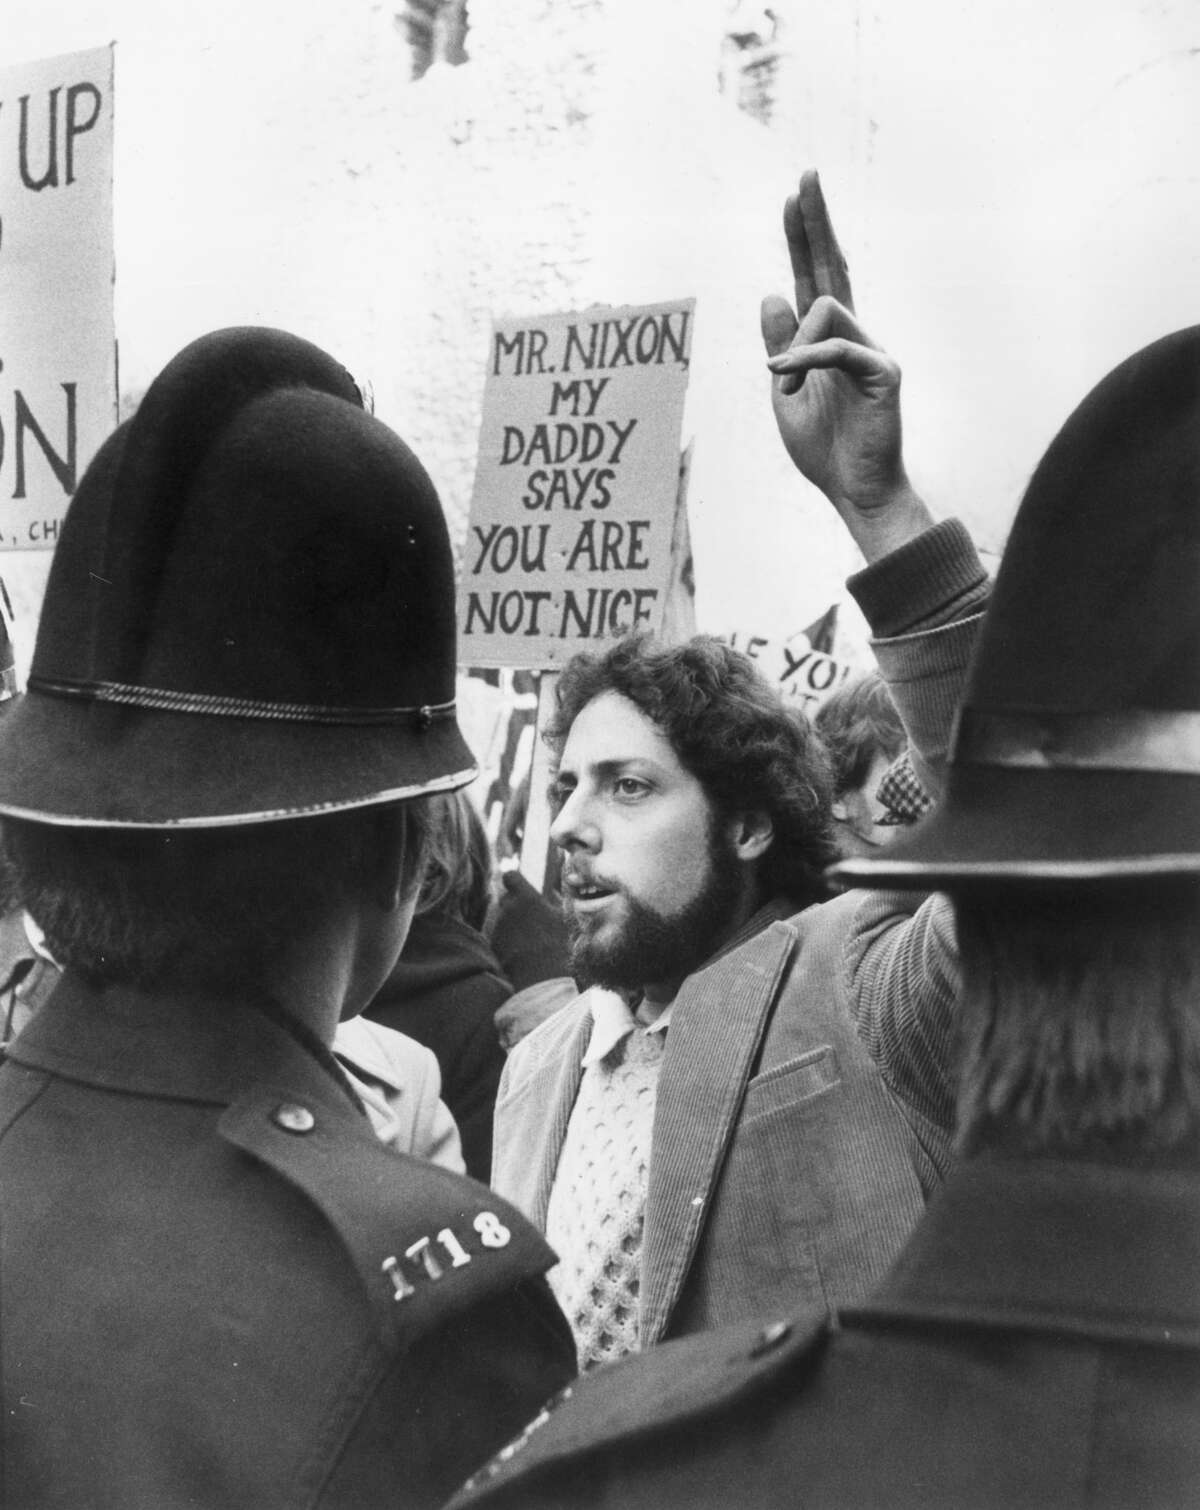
top-left (831, 750), bottom-right (898, 859)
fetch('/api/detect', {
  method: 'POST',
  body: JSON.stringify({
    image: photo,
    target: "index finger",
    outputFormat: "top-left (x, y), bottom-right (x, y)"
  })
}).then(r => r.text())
top-left (789, 171), bottom-right (854, 314)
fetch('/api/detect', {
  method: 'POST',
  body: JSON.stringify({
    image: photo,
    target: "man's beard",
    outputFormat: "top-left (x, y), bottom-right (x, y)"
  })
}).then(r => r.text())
top-left (566, 828), bottom-right (744, 994)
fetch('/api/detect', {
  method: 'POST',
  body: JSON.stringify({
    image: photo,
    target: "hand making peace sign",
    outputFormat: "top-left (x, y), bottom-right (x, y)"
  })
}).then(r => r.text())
top-left (761, 171), bottom-right (933, 562)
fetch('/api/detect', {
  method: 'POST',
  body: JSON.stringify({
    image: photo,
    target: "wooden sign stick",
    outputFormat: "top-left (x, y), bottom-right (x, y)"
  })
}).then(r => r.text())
top-left (519, 670), bottom-right (560, 895)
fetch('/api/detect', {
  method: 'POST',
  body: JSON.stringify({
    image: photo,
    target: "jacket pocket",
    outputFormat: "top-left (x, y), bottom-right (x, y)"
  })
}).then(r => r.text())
top-left (743, 1045), bottom-right (841, 1124)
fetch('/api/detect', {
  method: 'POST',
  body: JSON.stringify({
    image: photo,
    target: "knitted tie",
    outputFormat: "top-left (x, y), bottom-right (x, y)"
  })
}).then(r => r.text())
top-left (545, 1024), bottom-right (665, 1371)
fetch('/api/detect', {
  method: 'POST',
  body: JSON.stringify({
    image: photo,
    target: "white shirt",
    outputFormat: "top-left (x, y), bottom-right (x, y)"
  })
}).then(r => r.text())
top-left (580, 988), bottom-right (673, 1067)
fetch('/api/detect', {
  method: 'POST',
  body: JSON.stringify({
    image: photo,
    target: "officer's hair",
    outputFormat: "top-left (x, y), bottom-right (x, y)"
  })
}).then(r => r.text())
top-left (547, 633), bottom-right (836, 909)
top-left (1, 801), bottom-right (434, 993)
top-left (954, 881), bottom-right (1200, 1156)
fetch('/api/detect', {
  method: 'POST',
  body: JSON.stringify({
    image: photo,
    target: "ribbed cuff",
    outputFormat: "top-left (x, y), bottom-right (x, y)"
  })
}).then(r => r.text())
top-left (847, 518), bottom-right (988, 638)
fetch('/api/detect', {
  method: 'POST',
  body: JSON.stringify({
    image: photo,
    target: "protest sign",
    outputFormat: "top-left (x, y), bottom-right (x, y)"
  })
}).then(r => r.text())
top-left (722, 606), bottom-right (859, 713)
top-left (458, 298), bottom-right (694, 669)
top-left (0, 46), bottom-right (115, 550)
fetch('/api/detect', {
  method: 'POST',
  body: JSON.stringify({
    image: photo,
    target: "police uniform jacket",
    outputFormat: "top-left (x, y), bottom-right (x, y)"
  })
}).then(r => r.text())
top-left (452, 1152), bottom-right (1200, 1510)
top-left (0, 972), bottom-right (575, 1510)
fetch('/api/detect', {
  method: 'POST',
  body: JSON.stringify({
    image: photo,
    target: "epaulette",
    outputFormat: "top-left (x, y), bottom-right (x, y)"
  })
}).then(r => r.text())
top-left (220, 1085), bottom-right (556, 1350)
top-left (448, 1310), bottom-right (829, 1506)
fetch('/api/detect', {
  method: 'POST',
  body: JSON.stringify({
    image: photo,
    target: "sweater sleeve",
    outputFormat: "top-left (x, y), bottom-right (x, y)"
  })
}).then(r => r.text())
top-left (835, 519), bottom-right (985, 1132)
top-left (847, 518), bottom-right (989, 799)
top-left (847, 518), bottom-right (989, 637)
top-left (835, 888), bottom-right (961, 1138)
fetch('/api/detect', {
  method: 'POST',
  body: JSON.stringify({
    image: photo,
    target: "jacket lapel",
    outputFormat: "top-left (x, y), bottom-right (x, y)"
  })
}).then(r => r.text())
top-left (494, 1001), bottom-right (594, 1231)
top-left (640, 921), bottom-right (797, 1344)
top-left (529, 1041), bottom-right (585, 1232)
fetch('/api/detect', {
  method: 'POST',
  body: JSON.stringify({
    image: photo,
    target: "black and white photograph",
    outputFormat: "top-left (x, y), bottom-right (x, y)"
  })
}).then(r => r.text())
top-left (1, 2), bottom-right (1197, 1505)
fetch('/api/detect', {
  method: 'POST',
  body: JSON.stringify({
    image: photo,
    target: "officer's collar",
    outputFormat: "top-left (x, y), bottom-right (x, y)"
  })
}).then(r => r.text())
top-left (847, 1153), bottom-right (1200, 1348)
top-left (6, 969), bottom-right (358, 1119)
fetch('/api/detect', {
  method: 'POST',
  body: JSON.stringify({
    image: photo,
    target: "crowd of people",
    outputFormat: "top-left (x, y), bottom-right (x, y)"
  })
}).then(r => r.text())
top-left (0, 169), bottom-right (1194, 1509)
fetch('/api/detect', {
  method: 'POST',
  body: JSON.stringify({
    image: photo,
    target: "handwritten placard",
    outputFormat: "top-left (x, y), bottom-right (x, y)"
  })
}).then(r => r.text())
top-left (0, 46), bottom-right (116, 550)
top-left (458, 299), bottom-right (694, 669)
top-left (721, 627), bottom-right (856, 713)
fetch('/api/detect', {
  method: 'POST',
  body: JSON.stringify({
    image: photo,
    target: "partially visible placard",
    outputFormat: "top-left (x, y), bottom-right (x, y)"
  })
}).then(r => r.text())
top-left (0, 46), bottom-right (116, 550)
top-left (458, 299), bottom-right (694, 669)
top-left (721, 622), bottom-right (858, 713)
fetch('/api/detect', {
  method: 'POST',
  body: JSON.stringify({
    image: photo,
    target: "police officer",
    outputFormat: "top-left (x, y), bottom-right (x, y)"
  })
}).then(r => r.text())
top-left (0, 328), bottom-right (575, 1509)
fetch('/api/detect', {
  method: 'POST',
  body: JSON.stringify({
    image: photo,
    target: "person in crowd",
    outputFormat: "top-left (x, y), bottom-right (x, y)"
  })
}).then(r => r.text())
top-left (487, 772), bottom-right (581, 1051)
top-left (0, 327), bottom-right (575, 1509)
top-left (493, 964), bottom-right (580, 1051)
top-left (814, 669), bottom-right (906, 858)
top-left (490, 172), bottom-right (983, 1371)
top-left (874, 746), bottom-right (933, 829)
top-left (364, 789), bottom-right (512, 1178)
top-left (0, 905), bottom-right (58, 1042)
top-left (488, 771), bottom-right (573, 992)
top-left (450, 280), bottom-right (1200, 1510)
top-left (0, 607), bottom-right (55, 1040)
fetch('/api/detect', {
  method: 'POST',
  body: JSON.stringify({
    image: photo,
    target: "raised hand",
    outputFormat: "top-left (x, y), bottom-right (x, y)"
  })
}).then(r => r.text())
top-left (762, 171), bottom-right (932, 561)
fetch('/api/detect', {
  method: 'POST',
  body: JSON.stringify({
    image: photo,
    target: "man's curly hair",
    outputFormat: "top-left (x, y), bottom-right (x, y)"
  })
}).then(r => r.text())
top-left (546, 634), bottom-right (836, 908)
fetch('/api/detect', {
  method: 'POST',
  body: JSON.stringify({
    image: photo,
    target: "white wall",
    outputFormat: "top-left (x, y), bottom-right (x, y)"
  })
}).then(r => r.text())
top-left (4, 0), bottom-right (1197, 669)
top-left (774, 0), bottom-right (1200, 553)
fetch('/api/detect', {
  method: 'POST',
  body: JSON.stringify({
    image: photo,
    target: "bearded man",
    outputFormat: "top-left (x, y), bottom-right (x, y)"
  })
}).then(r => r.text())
top-left (491, 173), bottom-right (984, 1369)
top-left (458, 290), bottom-right (1200, 1510)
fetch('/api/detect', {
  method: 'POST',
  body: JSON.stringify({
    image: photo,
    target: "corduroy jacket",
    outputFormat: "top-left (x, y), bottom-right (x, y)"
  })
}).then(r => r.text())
top-left (493, 887), bottom-right (957, 1343)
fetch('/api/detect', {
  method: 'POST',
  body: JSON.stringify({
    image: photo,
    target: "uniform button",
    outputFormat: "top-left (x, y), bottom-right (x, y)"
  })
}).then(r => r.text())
top-left (748, 1320), bottom-right (792, 1358)
top-left (273, 1103), bottom-right (316, 1134)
